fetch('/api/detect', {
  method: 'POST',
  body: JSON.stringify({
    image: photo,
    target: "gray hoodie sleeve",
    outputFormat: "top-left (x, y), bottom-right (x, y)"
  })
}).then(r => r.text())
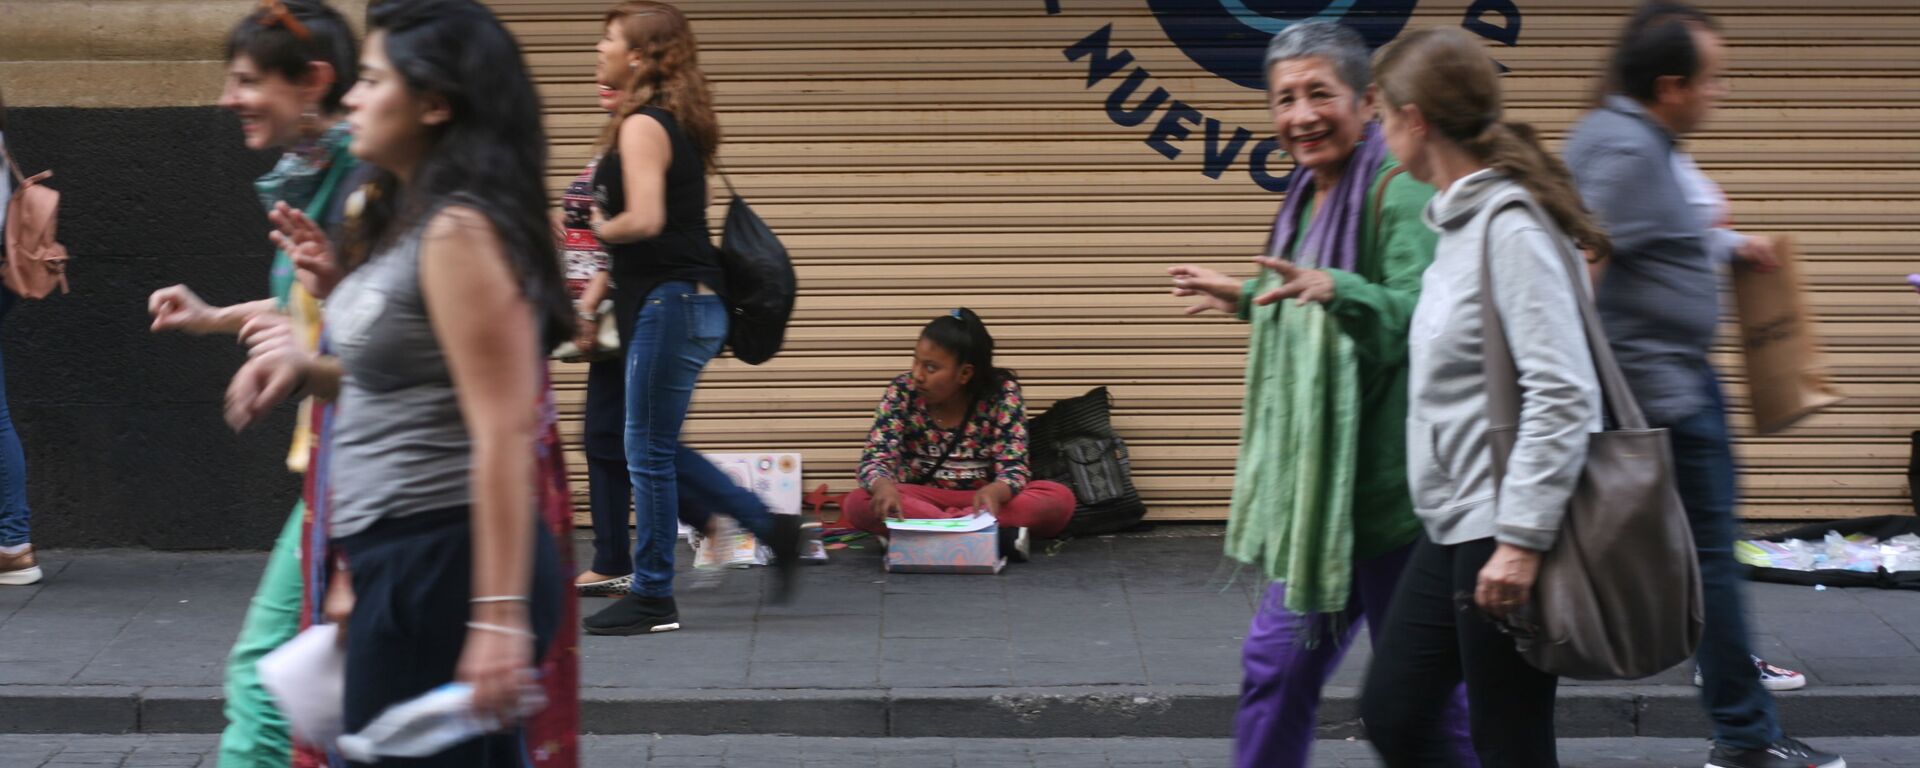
top-left (1486, 209), bottom-right (1604, 551)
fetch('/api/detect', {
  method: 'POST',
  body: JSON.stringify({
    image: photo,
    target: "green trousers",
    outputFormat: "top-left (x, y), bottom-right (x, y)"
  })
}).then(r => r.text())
top-left (218, 503), bottom-right (305, 767)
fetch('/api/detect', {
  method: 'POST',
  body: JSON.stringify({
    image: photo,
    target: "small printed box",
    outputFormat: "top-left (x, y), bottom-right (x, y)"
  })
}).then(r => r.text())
top-left (682, 453), bottom-right (806, 568)
top-left (884, 514), bottom-right (1005, 574)
top-left (706, 452), bottom-right (804, 515)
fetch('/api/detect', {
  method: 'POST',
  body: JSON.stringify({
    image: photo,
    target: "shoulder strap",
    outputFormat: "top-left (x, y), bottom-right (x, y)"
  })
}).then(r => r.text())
top-left (1478, 190), bottom-right (1648, 449)
top-left (1370, 166), bottom-right (1406, 247)
top-left (710, 157), bottom-right (739, 199)
top-left (919, 389), bottom-right (983, 483)
top-left (0, 142), bottom-right (31, 187)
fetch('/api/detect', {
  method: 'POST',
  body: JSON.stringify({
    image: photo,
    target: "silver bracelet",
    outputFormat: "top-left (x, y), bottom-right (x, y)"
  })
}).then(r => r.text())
top-left (469, 595), bottom-right (529, 604)
top-left (465, 621), bottom-right (535, 639)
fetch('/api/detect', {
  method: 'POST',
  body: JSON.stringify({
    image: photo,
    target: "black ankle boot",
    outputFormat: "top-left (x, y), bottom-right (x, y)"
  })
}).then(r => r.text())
top-left (765, 514), bottom-right (803, 604)
top-left (583, 594), bottom-right (680, 636)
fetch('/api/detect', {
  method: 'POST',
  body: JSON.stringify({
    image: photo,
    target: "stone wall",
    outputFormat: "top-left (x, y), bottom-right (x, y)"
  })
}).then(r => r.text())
top-left (0, 0), bottom-right (365, 547)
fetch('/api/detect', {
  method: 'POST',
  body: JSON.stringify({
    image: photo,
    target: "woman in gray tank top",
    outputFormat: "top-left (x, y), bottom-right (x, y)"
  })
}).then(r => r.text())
top-left (223, 2), bottom-right (577, 764)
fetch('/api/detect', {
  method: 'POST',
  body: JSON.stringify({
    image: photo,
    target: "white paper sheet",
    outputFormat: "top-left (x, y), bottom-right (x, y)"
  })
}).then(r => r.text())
top-left (884, 511), bottom-right (998, 534)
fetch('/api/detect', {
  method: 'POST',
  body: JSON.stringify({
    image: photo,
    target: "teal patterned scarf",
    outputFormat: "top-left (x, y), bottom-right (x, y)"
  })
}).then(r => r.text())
top-left (253, 120), bottom-right (353, 308)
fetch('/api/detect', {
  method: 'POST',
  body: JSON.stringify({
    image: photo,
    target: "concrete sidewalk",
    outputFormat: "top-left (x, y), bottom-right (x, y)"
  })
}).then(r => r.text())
top-left (12, 735), bottom-right (1920, 768)
top-left (1, 528), bottom-right (1917, 738)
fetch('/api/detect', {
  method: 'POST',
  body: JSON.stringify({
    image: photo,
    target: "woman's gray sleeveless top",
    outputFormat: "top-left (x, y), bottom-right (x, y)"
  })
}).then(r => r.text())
top-left (324, 223), bottom-right (470, 538)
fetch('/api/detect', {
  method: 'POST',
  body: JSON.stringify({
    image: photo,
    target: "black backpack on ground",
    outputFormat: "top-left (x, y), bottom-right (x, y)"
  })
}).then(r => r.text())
top-left (715, 171), bottom-right (795, 365)
top-left (1028, 387), bottom-right (1149, 537)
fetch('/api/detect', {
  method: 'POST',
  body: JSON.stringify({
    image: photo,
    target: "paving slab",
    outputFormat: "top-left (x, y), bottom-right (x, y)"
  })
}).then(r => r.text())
top-left (0, 530), bottom-right (1916, 739)
top-left (9, 734), bottom-right (1920, 768)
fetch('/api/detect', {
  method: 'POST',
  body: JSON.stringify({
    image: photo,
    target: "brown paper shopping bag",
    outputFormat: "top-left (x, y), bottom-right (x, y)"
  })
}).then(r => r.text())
top-left (1731, 234), bottom-right (1845, 434)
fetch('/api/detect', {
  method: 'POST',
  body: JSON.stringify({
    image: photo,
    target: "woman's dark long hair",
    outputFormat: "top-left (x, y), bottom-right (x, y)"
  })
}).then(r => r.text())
top-left (346, 0), bottom-right (572, 349)
top-left (920, 308), bottom-right (1017, 404)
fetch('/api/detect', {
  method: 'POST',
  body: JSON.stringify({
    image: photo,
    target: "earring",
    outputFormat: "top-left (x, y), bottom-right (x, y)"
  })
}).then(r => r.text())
top-left (301, 102), bottom-right (321, 137)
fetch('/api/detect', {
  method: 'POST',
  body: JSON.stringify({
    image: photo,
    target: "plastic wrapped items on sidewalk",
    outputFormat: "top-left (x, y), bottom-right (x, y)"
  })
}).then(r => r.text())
top-left (1739, 515), bottom-right (1920, 590)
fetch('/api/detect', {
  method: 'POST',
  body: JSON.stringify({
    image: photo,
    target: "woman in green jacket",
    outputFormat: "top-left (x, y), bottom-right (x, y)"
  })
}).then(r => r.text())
top-left (1166, 21), bottom-right (1473, 768)
top-left (145, 2), bottom-right (361, 764)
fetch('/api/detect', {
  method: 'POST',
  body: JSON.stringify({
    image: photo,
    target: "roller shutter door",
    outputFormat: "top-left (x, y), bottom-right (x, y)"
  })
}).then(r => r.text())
top-left (491, 0), bottom-right (1920, 524)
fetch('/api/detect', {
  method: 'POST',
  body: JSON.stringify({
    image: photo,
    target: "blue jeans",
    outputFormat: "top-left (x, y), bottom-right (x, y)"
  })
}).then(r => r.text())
top-left (0, 290), bottom-right (29, 547)
top-left (624, 281), bottom-right (773, 598)
top-left (1659, 373), bottom-right (1779, 749)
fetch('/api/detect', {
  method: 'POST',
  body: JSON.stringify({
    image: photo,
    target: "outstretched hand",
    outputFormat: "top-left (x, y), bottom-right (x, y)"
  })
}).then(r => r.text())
top-left (268, 202), bottom-right (343, 299)
top-left (1166, 264), bottom-right (1242, 316)
top-left (1251, 258), bottom-right (1337, 307)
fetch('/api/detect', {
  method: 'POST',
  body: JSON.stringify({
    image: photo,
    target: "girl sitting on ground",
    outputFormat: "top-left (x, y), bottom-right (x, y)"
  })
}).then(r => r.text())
top-left (842, 309), bottom-right (1076, 557)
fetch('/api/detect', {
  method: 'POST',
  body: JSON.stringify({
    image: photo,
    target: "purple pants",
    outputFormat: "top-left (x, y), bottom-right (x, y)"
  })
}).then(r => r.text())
top-left (1234, 543), bottom-right (1479, 768)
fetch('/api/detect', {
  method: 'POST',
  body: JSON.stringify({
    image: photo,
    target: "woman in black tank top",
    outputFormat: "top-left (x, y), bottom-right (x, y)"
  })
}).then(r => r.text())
top-left (582, 1), bottom-right (801, 637)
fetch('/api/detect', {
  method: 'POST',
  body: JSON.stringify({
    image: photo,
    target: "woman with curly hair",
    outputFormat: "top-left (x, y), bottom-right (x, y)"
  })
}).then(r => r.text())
top-left (582, 1), bottom-right (801, 637)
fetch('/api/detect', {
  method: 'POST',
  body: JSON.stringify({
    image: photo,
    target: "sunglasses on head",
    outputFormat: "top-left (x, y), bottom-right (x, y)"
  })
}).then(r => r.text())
top-left (256, 0), bottom-right (313, 42)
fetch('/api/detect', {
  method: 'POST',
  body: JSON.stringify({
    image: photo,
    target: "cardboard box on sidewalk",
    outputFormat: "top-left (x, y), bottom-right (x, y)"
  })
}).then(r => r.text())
top-left (685, 453), bottom-right (809, 567)
top-left (884, 513), bottom-right (1005, 574)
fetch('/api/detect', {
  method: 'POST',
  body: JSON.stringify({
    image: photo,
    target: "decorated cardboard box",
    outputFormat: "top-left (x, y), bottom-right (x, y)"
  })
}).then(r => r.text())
top-left (884, 513), bottom-right (1005, 574)
top-left (685, 453), bottom-right (826, 566)
top-left (707, 452), bottom-right (804, 515)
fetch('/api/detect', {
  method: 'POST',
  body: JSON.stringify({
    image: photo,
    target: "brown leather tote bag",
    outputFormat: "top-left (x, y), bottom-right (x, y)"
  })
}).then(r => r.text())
top-left (1477, 192), bottom-right (1703, 680)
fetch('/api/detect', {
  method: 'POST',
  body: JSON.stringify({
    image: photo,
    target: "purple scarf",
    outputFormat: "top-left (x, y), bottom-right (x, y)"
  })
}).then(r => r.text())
top-left (1265, 122), bottom-right (1389, 271)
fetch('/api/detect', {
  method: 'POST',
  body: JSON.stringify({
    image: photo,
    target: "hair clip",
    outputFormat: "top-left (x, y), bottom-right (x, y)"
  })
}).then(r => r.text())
top-left (949, 309), bottom-right (964, 319)
top-left (257, 0), bottom-right (314, 42)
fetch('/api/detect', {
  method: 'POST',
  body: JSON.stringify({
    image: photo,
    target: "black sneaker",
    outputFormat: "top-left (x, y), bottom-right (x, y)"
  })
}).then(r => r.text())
top-left (583, 594), bottom-right (681, 636)
top-left (1707, 736), bottom-right (1845, 768)
top-left (764, 514), bottom-right (803, 604)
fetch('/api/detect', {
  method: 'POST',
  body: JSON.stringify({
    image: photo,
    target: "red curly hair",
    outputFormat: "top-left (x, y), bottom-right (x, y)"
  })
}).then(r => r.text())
top-left (596, 1), bottom-right (720, 167)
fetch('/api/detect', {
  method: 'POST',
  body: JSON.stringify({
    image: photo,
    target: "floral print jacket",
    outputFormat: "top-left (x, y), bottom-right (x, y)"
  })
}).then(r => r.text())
top-left (857, 373), bottom-right (1032, 493)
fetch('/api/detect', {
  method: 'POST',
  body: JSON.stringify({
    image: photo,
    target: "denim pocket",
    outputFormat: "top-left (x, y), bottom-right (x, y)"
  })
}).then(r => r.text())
top-left (684, 293), bottom-right (728, 344)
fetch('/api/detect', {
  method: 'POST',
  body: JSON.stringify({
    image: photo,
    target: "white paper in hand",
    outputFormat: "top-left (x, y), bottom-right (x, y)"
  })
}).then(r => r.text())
top-left (257, 624), bottom-right (346, 745)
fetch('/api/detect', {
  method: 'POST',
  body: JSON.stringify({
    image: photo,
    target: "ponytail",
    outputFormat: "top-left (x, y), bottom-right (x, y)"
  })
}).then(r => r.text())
top-left (1375, 28), bottom-right (1612, 262)
top-left (919, 308), bottom-right (1017, 402)
top-left (1465, 121), bottom-right (1613, 262)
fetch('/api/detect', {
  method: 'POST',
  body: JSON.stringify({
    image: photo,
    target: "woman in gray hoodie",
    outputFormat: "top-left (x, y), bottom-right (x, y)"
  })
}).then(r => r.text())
top-left (1354, 29), bottom-right (1613, 767)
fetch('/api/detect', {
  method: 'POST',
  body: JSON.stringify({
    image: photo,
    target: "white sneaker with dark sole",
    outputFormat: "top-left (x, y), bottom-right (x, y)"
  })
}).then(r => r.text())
top-left (1693, 655), bottom-right (1807, 692)
top-left (0, 546), bottom-right (41, 586)
top-left (1705, 735), bottom-right (1844, 768)
top-left (0, 565), bottom-right (41, 586)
